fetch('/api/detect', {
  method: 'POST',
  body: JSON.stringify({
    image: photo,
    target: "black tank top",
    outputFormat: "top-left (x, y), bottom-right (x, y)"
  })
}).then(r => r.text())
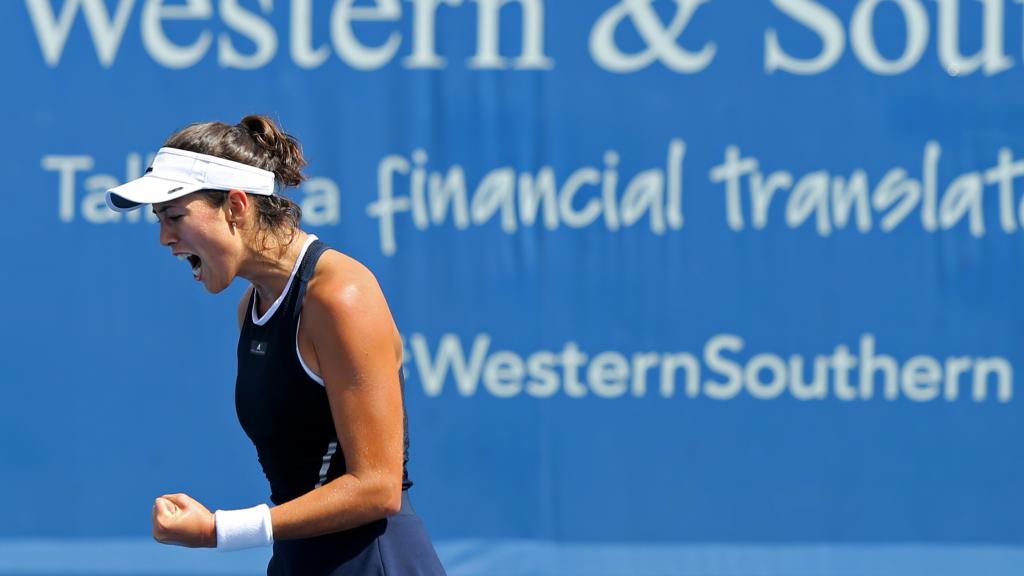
top-left (235, 237), bottom-right (411, 505)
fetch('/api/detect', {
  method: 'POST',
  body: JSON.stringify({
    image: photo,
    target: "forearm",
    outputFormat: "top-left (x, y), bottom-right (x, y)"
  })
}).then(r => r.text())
top-left (268, 472), bottom-right (402, 540)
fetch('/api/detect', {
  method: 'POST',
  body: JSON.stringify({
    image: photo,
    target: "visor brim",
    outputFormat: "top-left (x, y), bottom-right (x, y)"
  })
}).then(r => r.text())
top-left (105, 175), bottom-right (207, 212)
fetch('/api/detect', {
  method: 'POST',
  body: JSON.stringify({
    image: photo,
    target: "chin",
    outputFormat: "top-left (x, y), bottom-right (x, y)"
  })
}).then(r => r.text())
top-left (206, 284), bottom-right (231, 295)
top-left (202, 276), bottom-right (232, 294)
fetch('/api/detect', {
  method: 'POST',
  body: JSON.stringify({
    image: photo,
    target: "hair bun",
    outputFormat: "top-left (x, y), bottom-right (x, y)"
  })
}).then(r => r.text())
top-left (239, 115), bottom-right (278, 148)
top-left (237, 114), bottom-right (306, 188)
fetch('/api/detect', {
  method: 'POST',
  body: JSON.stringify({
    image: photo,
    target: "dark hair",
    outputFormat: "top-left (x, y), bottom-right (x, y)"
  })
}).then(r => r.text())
top-left (163, 114), bottom-right (306, 249)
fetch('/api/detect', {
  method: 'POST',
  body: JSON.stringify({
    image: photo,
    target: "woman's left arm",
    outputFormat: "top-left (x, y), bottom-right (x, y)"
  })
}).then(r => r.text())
top-left (268, 261), bottom-right (407, 540)
top-left (150, 259), bottom-right (405, 547)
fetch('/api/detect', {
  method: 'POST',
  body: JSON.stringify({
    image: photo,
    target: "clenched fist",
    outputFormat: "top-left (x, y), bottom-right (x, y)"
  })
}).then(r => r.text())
top-left (152, 493), bottom-right (217, 548)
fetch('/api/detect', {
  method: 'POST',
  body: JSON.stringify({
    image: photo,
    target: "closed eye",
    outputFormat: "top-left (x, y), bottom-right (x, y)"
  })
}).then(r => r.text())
top-left (153, 206), bottom-right (183, 223)
top-left (154, 214), bottom-right (183, 224)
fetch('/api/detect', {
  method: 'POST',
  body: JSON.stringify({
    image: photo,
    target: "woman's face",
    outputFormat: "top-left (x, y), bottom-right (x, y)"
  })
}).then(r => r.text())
top-left (153, 193), bottom-right (239, 294)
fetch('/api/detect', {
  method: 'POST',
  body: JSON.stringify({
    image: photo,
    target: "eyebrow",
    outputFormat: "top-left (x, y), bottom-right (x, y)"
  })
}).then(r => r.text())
top-left (153, 205), bottom-right (173, 215)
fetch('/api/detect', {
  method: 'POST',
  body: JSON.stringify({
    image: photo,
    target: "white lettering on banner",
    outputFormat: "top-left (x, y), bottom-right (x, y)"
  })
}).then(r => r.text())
top-left (708, 141), bottom-right (1024, 237)
top-left (44, 141), bottom-right (1024, 240)
top-left (590, 0), bottom-right (716, 74)
top-left (41, 153), bottom-right (340, 225)
top-left (330, 0), bottom-right (403, 71)
top-left (402, 0), bottom-right (460, 69)
top-left (218, 0), bottom-right (276, 70)
top-left (467, 0), bottom-right (553, 70)
top-left (850, 0), bottom-right (929, 76)
top-left (43, 155), bottom-right (94, 223)
top-left (290, 0), bottom-right (329, 68)
top-left (141, 0), bottom-right (215, 70)
top-left (42, 153), bottom-right (156, 224)
top-left (765, 0), bottom-right (1016, 76)
top-left (368, 140), bottom-right (686, 256)
top-left (25, 0), bottom-right (552, 70)
top-left (301, 178), bottom-right (343, 225)
top-left (934, 0), bottom-right (1012, 76)
top-left (765, 0), bottom-right (845, 75)
top-left (406, 332), bottom-right (1014, 403)
top-left (19, 0), bottom-right (1024, 75)
top-left (26, 0), bottom-right (135, 67)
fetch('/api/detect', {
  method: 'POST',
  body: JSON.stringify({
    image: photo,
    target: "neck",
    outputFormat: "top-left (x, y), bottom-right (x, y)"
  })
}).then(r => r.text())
top-left (241, 230), bottom-right (310, 304)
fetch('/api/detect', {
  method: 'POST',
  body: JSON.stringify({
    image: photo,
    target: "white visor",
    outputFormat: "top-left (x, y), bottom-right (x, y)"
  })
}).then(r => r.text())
top-left (105, 147), bottom-right (276, 212)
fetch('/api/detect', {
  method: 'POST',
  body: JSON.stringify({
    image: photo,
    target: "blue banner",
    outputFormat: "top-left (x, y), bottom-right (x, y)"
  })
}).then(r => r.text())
top-left (2, 1), bottom-right (1023, 573)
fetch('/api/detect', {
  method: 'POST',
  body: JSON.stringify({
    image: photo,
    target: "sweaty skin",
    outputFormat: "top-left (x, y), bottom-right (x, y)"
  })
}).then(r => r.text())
top-left (150, 190), bottom-right (406, 546)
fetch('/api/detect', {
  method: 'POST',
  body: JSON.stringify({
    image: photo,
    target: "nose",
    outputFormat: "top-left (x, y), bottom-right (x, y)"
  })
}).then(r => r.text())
top-left (159, 221), bottom-right (176, 247)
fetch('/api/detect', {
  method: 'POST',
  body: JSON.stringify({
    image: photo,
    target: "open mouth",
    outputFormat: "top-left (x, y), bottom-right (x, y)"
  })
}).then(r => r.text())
top-left (176, 253), bottom-right (202, 280)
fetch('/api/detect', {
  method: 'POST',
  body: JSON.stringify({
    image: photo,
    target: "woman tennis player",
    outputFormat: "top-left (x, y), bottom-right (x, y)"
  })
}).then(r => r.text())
top-left (106, 115), bottom-right (447, 575)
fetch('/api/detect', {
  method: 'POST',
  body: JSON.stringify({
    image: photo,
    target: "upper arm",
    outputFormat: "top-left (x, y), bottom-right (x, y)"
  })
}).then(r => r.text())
top-left (303, 262), bottom-right (404, 484)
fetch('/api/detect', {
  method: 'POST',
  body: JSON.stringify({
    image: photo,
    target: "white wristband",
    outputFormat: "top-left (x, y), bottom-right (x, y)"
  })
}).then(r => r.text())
top-left (214, 504), bottom-right (274, 551)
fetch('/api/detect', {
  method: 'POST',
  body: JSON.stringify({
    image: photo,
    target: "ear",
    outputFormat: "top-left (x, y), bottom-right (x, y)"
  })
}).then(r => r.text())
top-left (224, 189), bottom-right (250, 227)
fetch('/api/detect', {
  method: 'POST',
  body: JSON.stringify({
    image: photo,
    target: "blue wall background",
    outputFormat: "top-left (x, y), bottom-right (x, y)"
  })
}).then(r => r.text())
top-left (2, 1), bottom-right (1023, 574)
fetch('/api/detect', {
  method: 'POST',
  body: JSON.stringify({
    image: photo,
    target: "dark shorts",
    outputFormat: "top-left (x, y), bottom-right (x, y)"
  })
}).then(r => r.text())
top-left (266, 492), bottom-right (447, 576)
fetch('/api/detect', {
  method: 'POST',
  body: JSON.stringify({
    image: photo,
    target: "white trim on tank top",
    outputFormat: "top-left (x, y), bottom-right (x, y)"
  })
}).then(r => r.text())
top-left (250, 234), bottom-right (318, 326)
top-left (296, 316), bottom-right (326, 386)
top-left (315, 440), bottom-right (338, 488)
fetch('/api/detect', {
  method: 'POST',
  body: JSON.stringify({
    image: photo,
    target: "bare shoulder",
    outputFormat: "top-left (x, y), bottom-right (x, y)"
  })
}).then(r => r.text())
top-left (303, 250), bottom-right (400, 358)
top-left (305, 250), bottom-right (388, 312)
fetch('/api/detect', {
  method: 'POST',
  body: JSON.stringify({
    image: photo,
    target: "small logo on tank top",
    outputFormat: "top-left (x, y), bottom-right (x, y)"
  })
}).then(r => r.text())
top-left (250, 340), bottom-right (268, 355)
